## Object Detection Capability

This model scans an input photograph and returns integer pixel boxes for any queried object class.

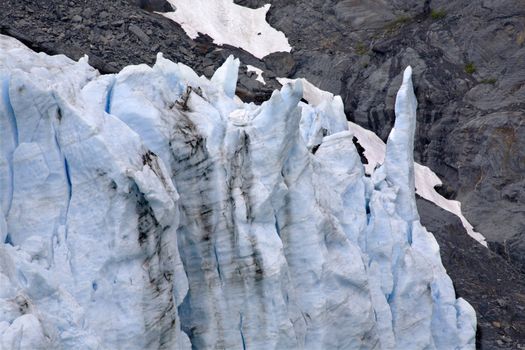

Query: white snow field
[0,34,475,349]
[246,64,265,84]
[161,0,292,59]
[279,77,487,247]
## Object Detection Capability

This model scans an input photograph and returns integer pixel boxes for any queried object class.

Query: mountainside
[0,0,524,349]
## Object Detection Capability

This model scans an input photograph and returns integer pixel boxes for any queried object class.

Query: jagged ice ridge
[0,35,475,349]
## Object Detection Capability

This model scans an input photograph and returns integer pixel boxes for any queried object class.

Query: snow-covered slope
[161,0,291,59]
[0,35,475,349]
[279,77,487,247]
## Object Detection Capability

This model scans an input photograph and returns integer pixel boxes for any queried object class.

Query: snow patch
[161,0,291,59]
[278,77,334,106]
[246,65,265,84]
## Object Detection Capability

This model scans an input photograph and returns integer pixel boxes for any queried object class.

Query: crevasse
[0,35,475,349]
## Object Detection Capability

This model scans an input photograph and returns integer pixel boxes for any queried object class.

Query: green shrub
[464,62,476,74]
[480,77,497,85]
[430,9,446,20]
[355,42,368,55]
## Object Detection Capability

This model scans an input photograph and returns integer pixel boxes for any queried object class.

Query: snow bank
[161,0,291,59]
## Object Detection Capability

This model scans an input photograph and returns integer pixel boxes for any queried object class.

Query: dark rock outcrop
[132,0,173,12]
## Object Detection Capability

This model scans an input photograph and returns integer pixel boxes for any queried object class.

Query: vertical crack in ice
[2,77,18,145]
[239,313,246,350]
[365,198,371,225]
[274,215,281,238]
[63,158,72,221]
[407,221,413,245]
[52,116,72,232]
[177,292,193,343]
[4,233,13,245]
[2,76,18,217]
[105,76,116,114]
[213,243,222,283]
[49,102,75,277]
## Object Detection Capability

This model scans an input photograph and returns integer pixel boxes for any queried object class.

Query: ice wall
[0,35,475,349]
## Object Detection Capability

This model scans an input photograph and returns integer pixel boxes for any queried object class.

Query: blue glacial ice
[0,35,475,349]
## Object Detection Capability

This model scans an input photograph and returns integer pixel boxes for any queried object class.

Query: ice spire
[383,66,419,222]
[211,55,239,98]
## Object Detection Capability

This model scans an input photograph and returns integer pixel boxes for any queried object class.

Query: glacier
[278,77,487,247]
[0,34,475,349]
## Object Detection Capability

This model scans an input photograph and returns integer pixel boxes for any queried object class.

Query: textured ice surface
[281,77,487,247]
[161,0,292,59]
[0,34,475,349]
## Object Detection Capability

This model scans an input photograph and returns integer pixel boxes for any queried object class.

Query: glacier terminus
[0,35,475,349]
